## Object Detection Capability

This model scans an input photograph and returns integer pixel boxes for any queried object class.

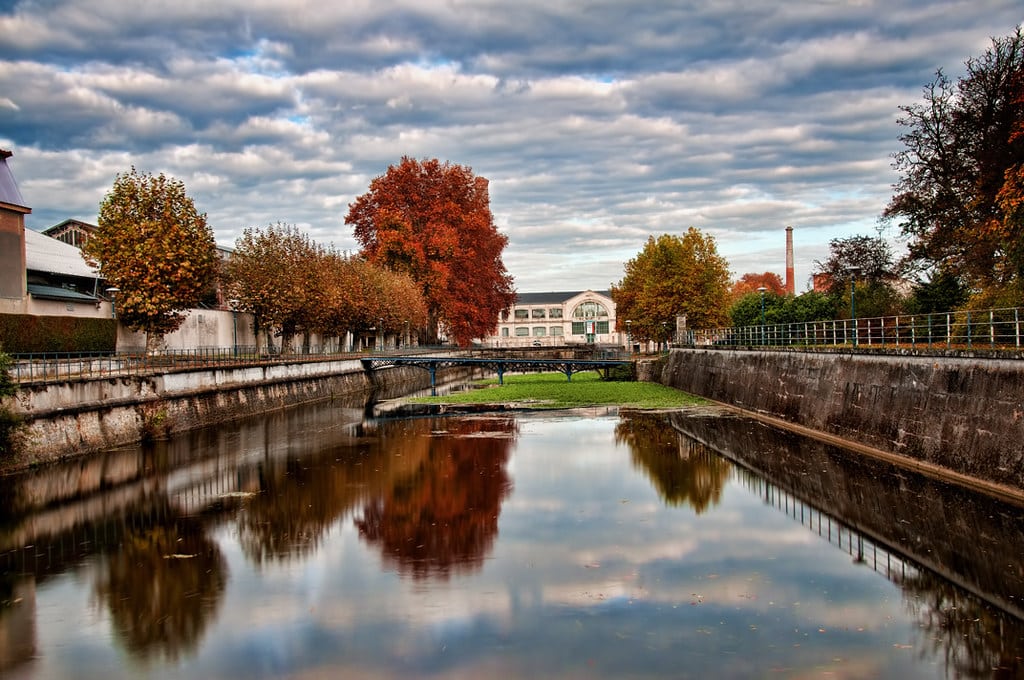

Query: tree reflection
[899,570,1024,678]
[236,422,433,565]
[355,417,515,579]
[93,513,226,663]
[617,413,731,513]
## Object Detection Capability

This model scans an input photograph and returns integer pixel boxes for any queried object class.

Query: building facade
[482,290,624,348]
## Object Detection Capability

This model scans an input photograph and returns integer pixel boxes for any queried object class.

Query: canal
[1,397,1022,678]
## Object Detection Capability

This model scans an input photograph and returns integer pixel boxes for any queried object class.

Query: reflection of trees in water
[900,570,1024,678]
[236,421,434,565]
[617,413,731,513]
[355,417,515,579]
[93,513,226,663]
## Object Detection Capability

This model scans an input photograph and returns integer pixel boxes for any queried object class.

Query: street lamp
[848,267,862,347]
[625,319,632,353]
[757,286,767,345]
[379,317,384,351]
[228,299,239,358]
[105,287,119,319]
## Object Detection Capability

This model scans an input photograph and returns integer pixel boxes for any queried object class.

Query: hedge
[0,314,117,354]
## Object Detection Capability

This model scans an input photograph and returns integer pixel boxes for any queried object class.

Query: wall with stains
[656,348,1024,492]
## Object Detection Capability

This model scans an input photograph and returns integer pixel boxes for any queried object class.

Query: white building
[481,290,625,348]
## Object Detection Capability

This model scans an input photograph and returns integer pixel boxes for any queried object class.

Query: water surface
[1,402,1022,678]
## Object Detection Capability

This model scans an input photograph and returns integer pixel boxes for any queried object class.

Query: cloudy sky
[1,1,1021,293]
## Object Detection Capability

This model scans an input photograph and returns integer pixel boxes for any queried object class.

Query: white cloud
[1,0,1021,292]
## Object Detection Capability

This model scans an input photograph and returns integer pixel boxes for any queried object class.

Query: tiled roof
[515,290,612,305]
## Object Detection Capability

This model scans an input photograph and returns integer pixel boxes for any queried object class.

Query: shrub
[0,314,117,353]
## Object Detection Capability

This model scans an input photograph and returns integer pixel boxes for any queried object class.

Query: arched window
[572,301,609,319]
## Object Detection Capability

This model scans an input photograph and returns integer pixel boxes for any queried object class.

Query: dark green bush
[0,314,117,353]
[0,349,22,456]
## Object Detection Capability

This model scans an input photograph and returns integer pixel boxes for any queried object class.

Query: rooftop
[25,228,100,279]
[0,149,30,211]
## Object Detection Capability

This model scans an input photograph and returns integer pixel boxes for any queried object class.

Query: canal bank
[652,347,1024,498]
[2,358,484,472]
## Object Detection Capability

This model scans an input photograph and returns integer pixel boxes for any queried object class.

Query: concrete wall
[3,359,480,471]
[656,348,1024,492]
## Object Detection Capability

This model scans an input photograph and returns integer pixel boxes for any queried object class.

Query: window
[514,309,529,320]
[549,308,563,318]
[550,326,563,336]
[532,308,546,318]
[501,328,509,337]
[572,301,609,319]
[515,327,529,336]
[572,320,608,335]
[533,327,546,336]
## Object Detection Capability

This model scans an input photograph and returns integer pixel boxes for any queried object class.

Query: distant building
[481,290,623,347]
[43,218,96,248]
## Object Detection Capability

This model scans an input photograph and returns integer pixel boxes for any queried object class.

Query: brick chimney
[785,225,795,295]
[0,149,31,301]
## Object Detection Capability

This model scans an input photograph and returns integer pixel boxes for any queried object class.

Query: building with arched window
[483,290,624,348]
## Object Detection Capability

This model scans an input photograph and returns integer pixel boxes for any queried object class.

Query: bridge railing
[683,306,1024,352]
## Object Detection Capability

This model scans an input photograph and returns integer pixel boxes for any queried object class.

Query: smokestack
[785,225,795,295]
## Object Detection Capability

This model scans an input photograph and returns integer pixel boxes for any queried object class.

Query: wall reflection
[665,408,1024,678]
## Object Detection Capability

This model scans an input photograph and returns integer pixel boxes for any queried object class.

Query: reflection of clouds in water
[18,409,1005,679]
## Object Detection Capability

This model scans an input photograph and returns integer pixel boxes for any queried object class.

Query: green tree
[611,228,731,342]
[813,234,905,319]
[345,157,516,346]
[731,290,836,328]
[83,168,219,353]
[905,270,969,314]
[883,27,1024,301]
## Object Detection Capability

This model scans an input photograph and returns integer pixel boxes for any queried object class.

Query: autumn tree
[883,26,1024,303]
[345,157,516,346]
[83,168,218,352]
[611,228,731,342]
[223,223,320,353]
[313,253,428,344]
[730,272,785,302]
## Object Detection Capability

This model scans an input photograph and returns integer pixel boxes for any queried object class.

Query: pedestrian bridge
[359,355,632,395]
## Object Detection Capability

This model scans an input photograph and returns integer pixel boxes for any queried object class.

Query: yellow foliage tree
[83,168,218,353]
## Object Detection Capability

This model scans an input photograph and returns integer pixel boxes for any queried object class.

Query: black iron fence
[684,306,1024,351]
[7,345,359,383]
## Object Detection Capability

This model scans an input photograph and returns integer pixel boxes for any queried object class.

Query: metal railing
[8,345,355,384]
[684,306,1024,352]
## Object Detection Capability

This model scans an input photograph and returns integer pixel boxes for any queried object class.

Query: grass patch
[410,371,704,409]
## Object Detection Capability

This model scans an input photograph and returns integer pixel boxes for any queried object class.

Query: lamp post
[379,317,384,351]
[757,286,767,345]
[105,287,119,319]
[848,267,862,347]
[625,319,632,354]
[228,299,239,358]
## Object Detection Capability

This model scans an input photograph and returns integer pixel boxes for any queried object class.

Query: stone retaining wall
[655,348,1024,492]
[3,360,480,471]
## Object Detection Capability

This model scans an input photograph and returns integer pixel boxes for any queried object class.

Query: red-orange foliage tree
[345,157,516,346]
[730,272,786,302]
